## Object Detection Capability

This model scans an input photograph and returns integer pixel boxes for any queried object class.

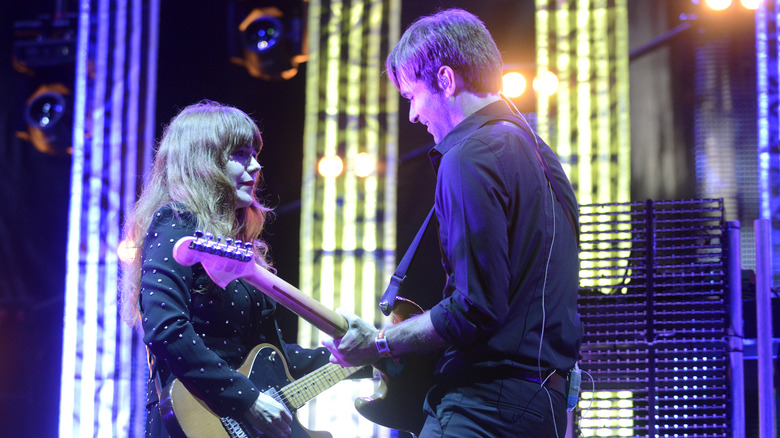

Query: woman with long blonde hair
[121,100,331,437]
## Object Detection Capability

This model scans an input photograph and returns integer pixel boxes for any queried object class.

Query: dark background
[0,0,761,436]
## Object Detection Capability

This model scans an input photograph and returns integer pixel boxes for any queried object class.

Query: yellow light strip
[381,0,401,325]
[556,4,575,187]
[535,2,552,148]
[594,1,610,204]
[301,0,399,346]
[341,0,364,316]
[614,0,631,204]
[576,0,593,206]
[316,0,344,347]
[362,0,380,324]
[299,0,323,349]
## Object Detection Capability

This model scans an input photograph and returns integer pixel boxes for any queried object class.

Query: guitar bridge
[220,416,254,438]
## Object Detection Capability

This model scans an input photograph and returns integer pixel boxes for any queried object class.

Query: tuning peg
[241,242,254,262]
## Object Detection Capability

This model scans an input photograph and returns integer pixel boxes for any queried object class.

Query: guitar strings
[278,363,360,409]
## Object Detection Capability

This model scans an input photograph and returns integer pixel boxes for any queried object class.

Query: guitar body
[160,344,333,438]
[171,234,433,436]
[355,353,437,436]
[354,298,439,436]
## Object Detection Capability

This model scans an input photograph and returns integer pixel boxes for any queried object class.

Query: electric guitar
[160,343,360,438]
[172,232,431,435]
[352,297,437,436]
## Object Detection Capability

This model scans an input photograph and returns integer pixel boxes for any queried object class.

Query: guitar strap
[489,116,580,245]
[379,206,436,316]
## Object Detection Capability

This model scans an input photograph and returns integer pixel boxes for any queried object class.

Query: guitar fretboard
[279,363,361,409]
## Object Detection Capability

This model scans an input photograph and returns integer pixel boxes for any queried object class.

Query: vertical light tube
[755,0,771,220]
[575,0,592,205]
[755,219,775,438]
[614,0,631,203]
[726,221,745,438]
[319,0,343,329]
[61,0,158,435]
[299,0,323,349]
[59,0,91,433]
[535,1,552,157]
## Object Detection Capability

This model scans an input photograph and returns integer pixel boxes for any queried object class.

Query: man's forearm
[384,311,447,356]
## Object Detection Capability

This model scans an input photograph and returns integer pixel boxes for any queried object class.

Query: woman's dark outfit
[139,205,332,437]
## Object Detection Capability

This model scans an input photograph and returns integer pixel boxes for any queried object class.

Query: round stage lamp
[242,15,284,53]
[26,91,66,130]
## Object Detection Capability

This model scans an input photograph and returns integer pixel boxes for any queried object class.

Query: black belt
[451,366,568,397]
[517,370,567,396]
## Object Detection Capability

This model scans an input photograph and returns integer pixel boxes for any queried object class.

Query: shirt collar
[428,99,514,166]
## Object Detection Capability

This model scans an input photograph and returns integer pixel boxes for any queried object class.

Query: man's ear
[437,66,457,96]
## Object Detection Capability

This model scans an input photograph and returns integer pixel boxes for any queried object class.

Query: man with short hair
[324,8,582,437]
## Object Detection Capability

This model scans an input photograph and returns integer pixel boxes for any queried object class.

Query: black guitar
[354,297,439,436]
[160,343,360,438]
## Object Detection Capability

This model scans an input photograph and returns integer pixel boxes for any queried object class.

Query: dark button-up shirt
[140,205,330,418]
[428,100,582,379]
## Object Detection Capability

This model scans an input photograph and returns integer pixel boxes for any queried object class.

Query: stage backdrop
[296,0,400,435]
[59,0,158,436]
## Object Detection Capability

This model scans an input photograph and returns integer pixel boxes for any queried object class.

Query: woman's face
[226,144,261,209]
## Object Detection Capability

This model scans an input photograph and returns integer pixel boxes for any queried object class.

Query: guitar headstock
[172,231,257,288]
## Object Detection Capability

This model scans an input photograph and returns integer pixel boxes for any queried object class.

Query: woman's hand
[244,392,293,437]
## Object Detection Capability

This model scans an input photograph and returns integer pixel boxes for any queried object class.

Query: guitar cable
[540,182,561,438]
[501,93,564,438]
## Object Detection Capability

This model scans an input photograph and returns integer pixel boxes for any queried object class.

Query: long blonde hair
[120,100,272,326]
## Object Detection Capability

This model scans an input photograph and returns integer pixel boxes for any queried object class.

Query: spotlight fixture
[27,91,67,130]
[18,83,73,156]
[243,14,284,53]
[229,1,308,81]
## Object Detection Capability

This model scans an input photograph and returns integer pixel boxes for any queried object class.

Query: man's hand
[244,392,293,437]
[322,309,381,367]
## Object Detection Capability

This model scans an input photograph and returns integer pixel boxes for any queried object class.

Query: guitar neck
[243,267,348,338]
[280,363,361,410]
[172,235,349,339]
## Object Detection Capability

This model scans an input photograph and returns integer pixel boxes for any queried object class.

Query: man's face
[398,76,452,144]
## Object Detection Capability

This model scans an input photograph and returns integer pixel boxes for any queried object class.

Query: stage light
[317,155,344,177]
[19,83,73,155]
[740,0,760,9]
[229,1,307,81]
[703,0,732,10]
[117,239,137,264]
[501,72,527,98]
[352,152,375,178]
[533,70,559,97]
[28,92,65,129]
[243,14,283,53]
